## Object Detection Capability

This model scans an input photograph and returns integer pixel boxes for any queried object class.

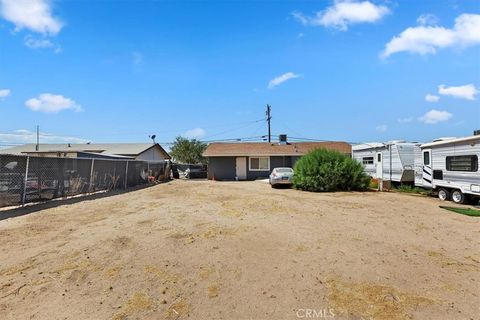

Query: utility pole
[266,105,271,143]
[36,125,39,151]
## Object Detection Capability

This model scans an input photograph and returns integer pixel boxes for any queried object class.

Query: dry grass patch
[113,292,154,320]
[326,279,433,320]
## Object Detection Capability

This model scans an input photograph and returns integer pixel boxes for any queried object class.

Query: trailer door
[422,149,433,188]
[376,152,383,179]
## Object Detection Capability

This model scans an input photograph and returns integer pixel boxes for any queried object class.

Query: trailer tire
[451,190,466,204]
[438,188,450,201]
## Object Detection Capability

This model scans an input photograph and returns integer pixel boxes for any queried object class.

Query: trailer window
[446,155,478,172]
[362,157,374,165]
[423,151,430,166]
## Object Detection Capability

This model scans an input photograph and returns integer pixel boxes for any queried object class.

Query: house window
[362,157,374,165]
[249,157,270,171]
[446,155,478,172]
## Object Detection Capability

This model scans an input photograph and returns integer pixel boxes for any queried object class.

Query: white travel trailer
[352,142,385,179]
[414,135,480,204]
[353,141,418,183]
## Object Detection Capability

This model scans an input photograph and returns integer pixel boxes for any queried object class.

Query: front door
[422,149,432,187]
[235,157,247,180]
[376,152,383,179]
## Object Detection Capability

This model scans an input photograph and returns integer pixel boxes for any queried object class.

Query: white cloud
[425,94,440,102]
[24,35,61,53]
[0,0,63,35]
[438,84,478,100]
[292,1,390,31]
[418,109,452,124]
[416,14,439,26]
[397,117,413,123]
[376,124,388,132]
[184,128,206,139]
[0,129,87,146]
[268,72,301,89]
[381,13,480,58]
[25,93,82,113]
[0,89,11,99]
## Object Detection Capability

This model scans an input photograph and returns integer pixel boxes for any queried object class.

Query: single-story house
[0,143,171,161]
[203,137,351,180]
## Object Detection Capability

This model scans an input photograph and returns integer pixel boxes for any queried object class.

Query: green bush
[292,148,370,192]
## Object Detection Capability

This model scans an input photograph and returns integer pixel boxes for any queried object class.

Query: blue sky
[0,0,479,148]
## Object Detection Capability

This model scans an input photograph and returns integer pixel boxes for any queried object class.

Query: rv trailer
[352,142,385,179]
[414,135,480,204]
[353,141,418,184]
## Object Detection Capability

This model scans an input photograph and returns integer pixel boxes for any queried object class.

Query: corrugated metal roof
[0,143,171,158]
[203,141,351,157]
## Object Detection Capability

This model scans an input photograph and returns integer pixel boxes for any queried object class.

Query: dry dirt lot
[0,180,479,320]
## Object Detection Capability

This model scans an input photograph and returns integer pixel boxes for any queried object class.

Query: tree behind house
[170,136,207,164]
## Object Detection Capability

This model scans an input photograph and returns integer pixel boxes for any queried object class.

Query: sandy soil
[0,180,479,320]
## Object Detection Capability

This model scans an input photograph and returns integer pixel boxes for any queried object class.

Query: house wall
[246,156,289,180]
[207,157,236,180]
[135,146,167,161]
[207,155,298,180]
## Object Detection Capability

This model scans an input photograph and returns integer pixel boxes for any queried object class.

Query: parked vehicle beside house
[184,164,207,179]
[352,141,419,186]
[414,134,480,204]
[269,167,294,187]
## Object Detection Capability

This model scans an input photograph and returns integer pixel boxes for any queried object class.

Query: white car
[269,167,294,187]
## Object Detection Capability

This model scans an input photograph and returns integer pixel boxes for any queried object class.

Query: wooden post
[124,161,129,189]
[22,156,30,206]
[89,159,95,192]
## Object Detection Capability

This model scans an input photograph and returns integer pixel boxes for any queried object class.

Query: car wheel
[438,188,450,201]
[451,190,466,204]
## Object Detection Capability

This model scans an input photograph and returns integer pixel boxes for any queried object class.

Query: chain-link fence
[0,154,169,208]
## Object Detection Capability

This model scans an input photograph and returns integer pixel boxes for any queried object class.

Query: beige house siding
[135,146,168,161]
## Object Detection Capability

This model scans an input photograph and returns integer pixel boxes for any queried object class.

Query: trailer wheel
[438,188,450,201]
[451,190,466,204]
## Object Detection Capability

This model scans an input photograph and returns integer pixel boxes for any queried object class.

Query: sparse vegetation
[440,206,480,217]
[292,148,370,192]
[393,184,432,196]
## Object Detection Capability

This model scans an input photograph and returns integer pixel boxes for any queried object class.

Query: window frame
[445,155,478,172]
[249,156,270,171]
[362,157,374,165]
[423,151,430,166]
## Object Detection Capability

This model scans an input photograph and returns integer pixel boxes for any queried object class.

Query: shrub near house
[293,148,370,192]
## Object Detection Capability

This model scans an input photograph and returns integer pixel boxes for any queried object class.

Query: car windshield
[275,168,293,173]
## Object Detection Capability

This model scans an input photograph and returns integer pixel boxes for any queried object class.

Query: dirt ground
[0,180,479,320]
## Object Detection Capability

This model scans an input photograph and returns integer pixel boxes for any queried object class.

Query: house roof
[203,141,351,157]
[0,143,171,159]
